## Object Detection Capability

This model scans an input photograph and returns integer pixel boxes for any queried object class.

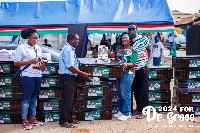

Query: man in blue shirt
[58,32,90,128]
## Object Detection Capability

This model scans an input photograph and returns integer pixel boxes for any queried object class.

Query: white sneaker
[114,111,122,118]
[29,118,43,126]
[118,115,131,120]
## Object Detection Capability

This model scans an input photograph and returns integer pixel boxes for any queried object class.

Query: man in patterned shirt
[128,22,152,119]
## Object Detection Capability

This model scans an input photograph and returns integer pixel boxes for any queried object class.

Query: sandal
[136,114,145,119]
[65,124,76,128]
[131,111,141,116]
[61,122,73,127]
[72,120,81,124]
[61,122,76,128]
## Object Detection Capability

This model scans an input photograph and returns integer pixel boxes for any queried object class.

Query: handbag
[13,64,31,81]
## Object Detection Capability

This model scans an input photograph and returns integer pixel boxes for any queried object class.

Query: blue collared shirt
[58,43,79,75]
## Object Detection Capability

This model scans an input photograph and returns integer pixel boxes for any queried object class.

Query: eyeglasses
[128,28,136,31]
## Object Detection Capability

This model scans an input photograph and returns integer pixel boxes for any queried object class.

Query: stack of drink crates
[173,56,200,116]
[35,63,61,123]
[147,66,173,112]
[0,61,61,124]
[76,58,123,120]
[0,61,21,124]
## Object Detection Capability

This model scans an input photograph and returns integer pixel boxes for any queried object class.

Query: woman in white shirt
[14,28,45,129]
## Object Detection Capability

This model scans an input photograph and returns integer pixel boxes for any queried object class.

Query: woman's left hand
[39,62,46,70]
[121,63,128,68]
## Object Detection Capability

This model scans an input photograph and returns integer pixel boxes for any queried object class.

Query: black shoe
[136,114,145,119]
[131,111,141,116]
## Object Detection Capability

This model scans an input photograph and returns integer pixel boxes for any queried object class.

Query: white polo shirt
[14,42,43,77]
[168,31,177,42]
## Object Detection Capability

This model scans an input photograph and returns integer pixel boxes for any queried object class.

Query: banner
[43,101,59,110]
[44,113,60,122]
[39,89,55,98]
[41,78,56,87]
[149,82,160,90]
[0,64,10,73]
[88,87,103,96]
[85,111,100,120]
[87,99,102,108]
[41,65,56,74]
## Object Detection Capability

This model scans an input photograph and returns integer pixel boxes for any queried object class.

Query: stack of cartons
[145,66,173,112]
[173,56,200,116]
[0,62,61,124]
[76,58,123,120]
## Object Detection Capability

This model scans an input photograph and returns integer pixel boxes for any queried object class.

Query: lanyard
[35,49,37,59]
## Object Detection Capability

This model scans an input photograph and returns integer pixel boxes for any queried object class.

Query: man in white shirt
[167,31,177,55]
[42,91,48,98]
[0,78,5,85]
[88,89,92,96]
[99,47,108,60]
[48,115,53,122]
[93,69,98,76]
[189,61,193,67]
[192,61,197,67]
[85,113,90,120]
[150,33,156,46]
[96,69,102,76]
[112,107,117,113]
[149,94,155,101]
[87,101,91,108]
[188,83,191,89]
[46,103,52,110]
[0,66,3,73]
[41,80,45,87]
[43,80,49,87]
[192,72,196,78]
[195,109,200,115]
[112,84,117,91]
[0,90,5,98]
[91,89,97,96]
[39,91,43,98]
[189,72,193,79]
[0,102,4,109]
[45,115,49,122]
[0,116,4,123]
[112,95,118,102]
[89,113,94,120]
[90,101,96,108]
[149,84,154,90]
[197,96,200,102]
[42,67,49,74]
[192,96,197,102]
[44,103,48,110]
[152,36,162,66]
[191,83,195,89]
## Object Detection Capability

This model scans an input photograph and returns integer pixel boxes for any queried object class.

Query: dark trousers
[169,42,173,54]
[59,74,76,125]
[132,69,149,112]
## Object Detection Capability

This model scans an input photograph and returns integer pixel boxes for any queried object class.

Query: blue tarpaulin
[0,0,173,26]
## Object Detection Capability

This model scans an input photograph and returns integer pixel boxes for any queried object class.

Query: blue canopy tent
[0,0,174,57]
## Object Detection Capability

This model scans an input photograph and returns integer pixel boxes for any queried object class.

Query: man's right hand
[81,72,91,78]
[29,59,38,64]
